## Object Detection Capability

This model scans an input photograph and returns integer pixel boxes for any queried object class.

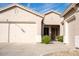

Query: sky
[0,3,70,14]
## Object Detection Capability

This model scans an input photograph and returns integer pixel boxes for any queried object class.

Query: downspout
[41,15,45,37]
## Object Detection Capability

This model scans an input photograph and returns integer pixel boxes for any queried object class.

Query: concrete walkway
[0,42,75,56]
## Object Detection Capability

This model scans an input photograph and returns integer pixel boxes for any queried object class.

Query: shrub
[42,35,51,44]
[56,36,63,42]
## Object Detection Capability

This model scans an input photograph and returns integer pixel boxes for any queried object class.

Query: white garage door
[68,20,75,45]
[9,23,37,43]
[0,23,8,42]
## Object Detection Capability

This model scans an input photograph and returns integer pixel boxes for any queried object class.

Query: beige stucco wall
[63,14,76,45]
[44,13,63,25]
[0,23,9,42]
[75,12,79,35]
[68,19,75,45]
[44,12,64,35]
[63,7,77,45]
[0,6,42,43]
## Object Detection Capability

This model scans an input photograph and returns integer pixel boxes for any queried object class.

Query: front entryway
[44,25,60,41]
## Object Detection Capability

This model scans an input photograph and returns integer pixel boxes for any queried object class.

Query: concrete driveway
[0,42,75,56]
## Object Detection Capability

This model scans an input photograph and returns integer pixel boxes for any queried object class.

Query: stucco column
[36,20,42,43]
[60,24,63,36]
[63,20,69,44]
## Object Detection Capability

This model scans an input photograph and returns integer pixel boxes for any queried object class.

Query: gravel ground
[44,49,79,56]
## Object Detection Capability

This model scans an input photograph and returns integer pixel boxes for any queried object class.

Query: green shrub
[56,36,63,42]
[42,35,51,44]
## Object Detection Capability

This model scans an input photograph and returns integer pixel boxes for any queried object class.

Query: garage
[0,23,37,43]
[10,23,37,43]
[0,4,43,43]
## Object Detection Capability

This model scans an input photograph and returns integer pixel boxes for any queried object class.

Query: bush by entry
[56,36,63,42]
[42,35,51,44]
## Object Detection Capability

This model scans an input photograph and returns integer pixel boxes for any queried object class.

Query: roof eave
[43,10,61,16]
[62,3,77,17]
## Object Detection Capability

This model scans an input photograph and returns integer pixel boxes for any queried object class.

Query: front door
[51,28,56,41]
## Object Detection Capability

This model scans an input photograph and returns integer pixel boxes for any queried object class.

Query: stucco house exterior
[0,3,63,43]
[62,3,79,46]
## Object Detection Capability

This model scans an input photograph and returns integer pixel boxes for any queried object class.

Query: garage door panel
[10,24,37,43]
[0,24,8,42]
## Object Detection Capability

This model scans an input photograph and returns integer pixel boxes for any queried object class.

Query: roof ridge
[0,3,44,18]
[43,9,61,16]
[18,4,44,17]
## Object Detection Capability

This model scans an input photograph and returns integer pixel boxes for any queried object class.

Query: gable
[45,12,61,18]
[45,11,61,16]
[44,12,63,25]
[0,4,43,18]
[0,6,43,22]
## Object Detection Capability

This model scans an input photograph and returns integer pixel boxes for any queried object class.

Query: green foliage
[56,36,63,42]
[42,35,51,44]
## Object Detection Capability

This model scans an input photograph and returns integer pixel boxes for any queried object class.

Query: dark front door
[51,25,60,41]
[51,28,56,41]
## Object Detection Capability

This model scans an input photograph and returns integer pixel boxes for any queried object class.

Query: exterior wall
[68,18,75,45]
[63,14,76,45]
[44,13,64,35]
[75,10,79,46]
[44,13,63,25]
[63,6,77,45]
[0,24,9,42]
[0,6,42,43]
[75,11,79,35]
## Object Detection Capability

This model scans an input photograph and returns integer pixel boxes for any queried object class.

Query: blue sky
[0,3,70,14]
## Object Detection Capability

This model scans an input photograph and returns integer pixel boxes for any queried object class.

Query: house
[62,3,79,45]
[0,3,63,43]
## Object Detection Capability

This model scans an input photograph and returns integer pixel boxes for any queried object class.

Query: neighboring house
[62,3,79,45]
[0,4,63,43]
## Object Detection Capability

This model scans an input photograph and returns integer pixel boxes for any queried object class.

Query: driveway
[0,42,75,56]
